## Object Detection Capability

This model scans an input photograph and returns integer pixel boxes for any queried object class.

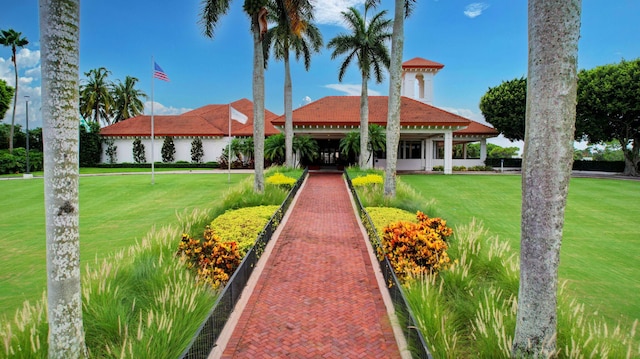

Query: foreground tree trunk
[622,137,639,176]
[384,0,404,197]
[512,0,581,357]
[39,0,87,358]
[252,15,265,192]
[359,75,370,169]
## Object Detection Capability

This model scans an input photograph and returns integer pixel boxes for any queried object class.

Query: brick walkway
[219,172,402,358]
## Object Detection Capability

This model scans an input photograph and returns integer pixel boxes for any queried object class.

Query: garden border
[344,170,433,359]
[179,168,308,359]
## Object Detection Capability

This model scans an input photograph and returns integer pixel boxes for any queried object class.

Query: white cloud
[143,101,192,115]
[311,0,364,26]
[325,83,381,96]
[439,106,489,125]
[464,2,489,18]
[299,95,313,107]
[1,48,43,128]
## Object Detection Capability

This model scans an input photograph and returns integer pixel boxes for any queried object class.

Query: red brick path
[220,172,401,358]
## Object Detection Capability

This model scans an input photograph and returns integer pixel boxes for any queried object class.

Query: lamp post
[25,95,30,175]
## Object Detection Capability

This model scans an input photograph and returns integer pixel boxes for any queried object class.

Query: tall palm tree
[79,67,113,126]
[512,0,581,356]
[39,0,87,357]
[327,2,392,170]
[0,29,29,154]
[384,0,415,197]
[264,0,322,168]
[112,76,147,122]
[201,0,313,191]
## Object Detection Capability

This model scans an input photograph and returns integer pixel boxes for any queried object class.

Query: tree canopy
[479,77,527,141]
[0,79,13,121]
[576,58,640,176]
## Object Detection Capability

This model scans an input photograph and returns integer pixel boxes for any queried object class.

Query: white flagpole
[228,104,231,183]
[151,56,156,185]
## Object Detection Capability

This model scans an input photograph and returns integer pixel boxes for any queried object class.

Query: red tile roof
[100,98,280,137]
[402,57,445,70]
[271,96,471,128]
[455,120,499,136]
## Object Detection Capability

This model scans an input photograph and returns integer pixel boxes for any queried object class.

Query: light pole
[25,96,30,174]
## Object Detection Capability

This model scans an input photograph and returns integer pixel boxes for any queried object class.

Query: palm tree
[264,0,322,168]
[40,0,87,356]
[327,2,392,170]
[293,135,318,165]
[384,0,415,197]
[112,76,147,122]
[265,133,286,164]
[339,131,360,165]
[0,29,29,154]
[340,124,386,166]
[79,67,113,126]
[512,0,581,356]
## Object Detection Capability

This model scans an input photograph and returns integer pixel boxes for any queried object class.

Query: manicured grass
[0,172,249,320]
[400,174,640,326]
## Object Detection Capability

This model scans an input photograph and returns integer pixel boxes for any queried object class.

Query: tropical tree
[0,29,29,154]
[264,0,322,168]
[327,2,392,169]
[339,131,360,165]
[112,75,146,123]
[201,0,293,192]
[265,132,286,164]
[39,0,87,357]
[292,135,318,165]
[512,0,582,356]
[340,124,386,166]
[79,67,113,126]
[576,58,640,176]
[479,77,527,141]
[0,79,14,121]
[384,0,415,197]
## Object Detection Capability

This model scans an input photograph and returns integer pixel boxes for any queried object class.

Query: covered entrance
[309,139,347,169]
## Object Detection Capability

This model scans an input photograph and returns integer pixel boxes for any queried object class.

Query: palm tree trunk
[384,0,405,197]
[512,0,581,356]
[9,48,18,154]
[39,0,87,357]
[284,49,294,168]
[252,15,265,192]
[359,75,370,169]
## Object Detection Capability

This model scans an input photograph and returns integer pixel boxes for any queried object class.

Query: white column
[444,131,453,174]
[401,72,416,98]
[425,139,433,171]
[480,138,487,162]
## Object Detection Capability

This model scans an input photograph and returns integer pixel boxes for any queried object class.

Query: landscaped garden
[349,169,639,358]
[0,167,302,357]
[1,167,637,357]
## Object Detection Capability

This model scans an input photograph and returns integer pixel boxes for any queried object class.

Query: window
[399,141,422,159]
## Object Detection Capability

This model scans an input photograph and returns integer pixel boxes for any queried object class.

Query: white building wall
[101,136,229,164]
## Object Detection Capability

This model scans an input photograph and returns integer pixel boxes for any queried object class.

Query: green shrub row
[0,148,43,175]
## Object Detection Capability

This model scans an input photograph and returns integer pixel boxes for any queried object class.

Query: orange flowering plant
[177,225,242,289]
[379,211,453,284]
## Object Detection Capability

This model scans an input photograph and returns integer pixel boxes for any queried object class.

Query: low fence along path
[219,172,402,358]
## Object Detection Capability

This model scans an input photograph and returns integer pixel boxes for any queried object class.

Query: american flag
[153,62,170,82]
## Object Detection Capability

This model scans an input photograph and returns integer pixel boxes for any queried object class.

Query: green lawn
[401,174,640,326]
[0,172,249,319]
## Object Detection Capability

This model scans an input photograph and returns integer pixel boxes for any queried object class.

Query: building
[100,57,498,173]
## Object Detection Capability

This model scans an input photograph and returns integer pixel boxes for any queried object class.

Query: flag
[230,106,248,124]
[153,62,170,81]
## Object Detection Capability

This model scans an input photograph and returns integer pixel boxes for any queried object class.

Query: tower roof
[402,57,445,70]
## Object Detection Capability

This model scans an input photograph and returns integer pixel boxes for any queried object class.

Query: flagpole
[228,104,231,183]
[151,56,156,185]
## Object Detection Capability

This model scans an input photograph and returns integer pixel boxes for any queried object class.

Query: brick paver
[220,172,401,358]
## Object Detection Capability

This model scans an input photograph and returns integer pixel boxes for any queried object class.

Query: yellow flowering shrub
[351,174,383,187]
[379,211,453,284]
[210,205,279,255]
[365,207,416,236]
[266,172,297,188]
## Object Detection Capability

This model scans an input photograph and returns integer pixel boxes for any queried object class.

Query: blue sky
[2,0,639,150]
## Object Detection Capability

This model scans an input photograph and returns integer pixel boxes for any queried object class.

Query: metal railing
[179,168,308,359]
[344,171,433,359]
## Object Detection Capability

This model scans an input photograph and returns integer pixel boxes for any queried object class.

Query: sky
[2,0,640,151]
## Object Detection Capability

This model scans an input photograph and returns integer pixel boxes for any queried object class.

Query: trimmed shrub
[209,205,279,255]
[161,136,175,163]
[191,137,204,163]
[351,173,384,187]
[132,138,146,163]
[379,211,453,284]
[266,172,296,189]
